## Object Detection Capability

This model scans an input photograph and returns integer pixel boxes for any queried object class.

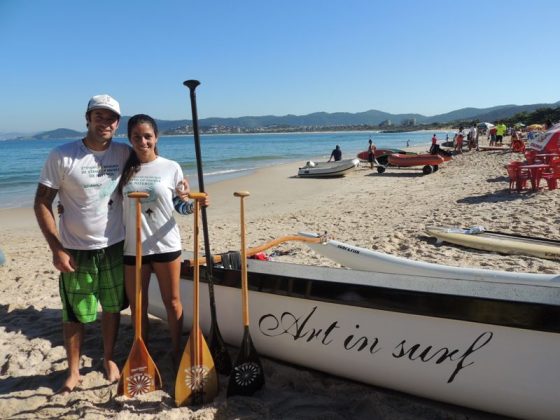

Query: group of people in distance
[34,94,208,394]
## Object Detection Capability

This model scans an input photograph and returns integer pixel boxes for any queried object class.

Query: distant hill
[14,128,85,140]
[6,100,559,140]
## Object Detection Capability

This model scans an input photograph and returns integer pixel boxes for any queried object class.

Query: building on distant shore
[401,118,416,127]
[379,119,393,128]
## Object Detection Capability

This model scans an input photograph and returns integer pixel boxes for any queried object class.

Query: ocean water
[0,130,452,209]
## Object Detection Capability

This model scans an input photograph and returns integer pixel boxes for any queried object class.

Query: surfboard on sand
[425,225,560,261]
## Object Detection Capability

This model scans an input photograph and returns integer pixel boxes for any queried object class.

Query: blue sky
[1,0,559,133]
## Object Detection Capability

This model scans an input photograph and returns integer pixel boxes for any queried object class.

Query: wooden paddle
[175,192,218,406]
[117,192,162,397]
[227,191,265,397]
[184,79,232,375]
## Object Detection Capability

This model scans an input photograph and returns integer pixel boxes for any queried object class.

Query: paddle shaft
[130,191,149,339]
[235,192,250,326]
[184,80,219,326]
[192,196,201,365]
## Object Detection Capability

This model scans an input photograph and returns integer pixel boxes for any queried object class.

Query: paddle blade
[175,331,219,406]
[227,327,265,397]
[117,338,163,397]
[209,321,232,375]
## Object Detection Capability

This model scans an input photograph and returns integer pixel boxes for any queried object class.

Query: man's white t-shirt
[122,156,184,256]
[39,140,131,250]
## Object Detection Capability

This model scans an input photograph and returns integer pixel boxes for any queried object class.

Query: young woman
[118,114,208,361]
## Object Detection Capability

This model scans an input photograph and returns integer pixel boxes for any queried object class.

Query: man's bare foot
[55,374,82,396]
[104,359,120,382]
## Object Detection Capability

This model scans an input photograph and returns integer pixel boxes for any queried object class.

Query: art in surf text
[258,306,493,384]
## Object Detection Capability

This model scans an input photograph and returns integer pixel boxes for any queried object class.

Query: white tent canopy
[477,122,495,130]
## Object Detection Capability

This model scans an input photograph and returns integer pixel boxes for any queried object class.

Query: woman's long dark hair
[118,114,160,195]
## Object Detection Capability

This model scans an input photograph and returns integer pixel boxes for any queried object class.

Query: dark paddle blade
[209,321,232,374]
[227,327,265,397]
[117,338,162,397]
[175,329,219,406]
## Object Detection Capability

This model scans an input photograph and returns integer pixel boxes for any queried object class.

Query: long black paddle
[227,191,265,396]
[184,79,232,375]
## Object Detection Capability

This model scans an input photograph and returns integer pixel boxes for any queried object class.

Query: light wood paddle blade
[117,338,163,397]
[228,191,265,397]
[227,327,265,397]
[175,330,219,406]
[118,191,162,397]
[175,192,218,406]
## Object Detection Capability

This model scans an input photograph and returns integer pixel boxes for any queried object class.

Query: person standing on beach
[489,125,497,146]
[495,123,506,145]
[468,124,477,151]
[34,94,131,394]
[367,138,376,169]
[454,127,464,154]
[328,144,342,162]
[117,114,205,362]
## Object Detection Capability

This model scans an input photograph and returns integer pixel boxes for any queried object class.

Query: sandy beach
[1,136,557,419]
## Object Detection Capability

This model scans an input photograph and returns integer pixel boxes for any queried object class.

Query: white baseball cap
[86,94,121,117]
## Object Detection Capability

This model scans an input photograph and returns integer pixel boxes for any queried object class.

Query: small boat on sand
[148,247,560,419]
[377,153,446,174]
[388,153,444,167]
[356,148,412,165]
[297,158,359,178]
[425,226,560,261]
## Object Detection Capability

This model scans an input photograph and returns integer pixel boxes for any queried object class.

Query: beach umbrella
[528,126,560,151]
[527,124,544,131]
[514,122,525,128]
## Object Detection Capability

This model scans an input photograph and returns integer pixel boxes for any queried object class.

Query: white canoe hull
[426,226,560,261]
[298,158,359,177]
[299,232,559,282]
[148,259,560,419]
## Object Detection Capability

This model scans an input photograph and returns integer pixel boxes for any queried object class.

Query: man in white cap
[34,94,131,394]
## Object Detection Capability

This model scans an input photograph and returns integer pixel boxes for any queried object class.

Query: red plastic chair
[506,163,529,192]
[524,150,537,164]
[541,161,560,190]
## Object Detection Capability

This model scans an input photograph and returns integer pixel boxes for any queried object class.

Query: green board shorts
[59,241,127,323]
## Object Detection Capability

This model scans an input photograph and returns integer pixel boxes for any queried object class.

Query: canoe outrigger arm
[182,232,330,268]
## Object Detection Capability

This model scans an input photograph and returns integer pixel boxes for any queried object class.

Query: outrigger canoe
[297,158,359,178]
[299,232,558,282]
[425,226,560,261]
[148,252,560,419]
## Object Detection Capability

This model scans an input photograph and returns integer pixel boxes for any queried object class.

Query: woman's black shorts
[123,250,182,266]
